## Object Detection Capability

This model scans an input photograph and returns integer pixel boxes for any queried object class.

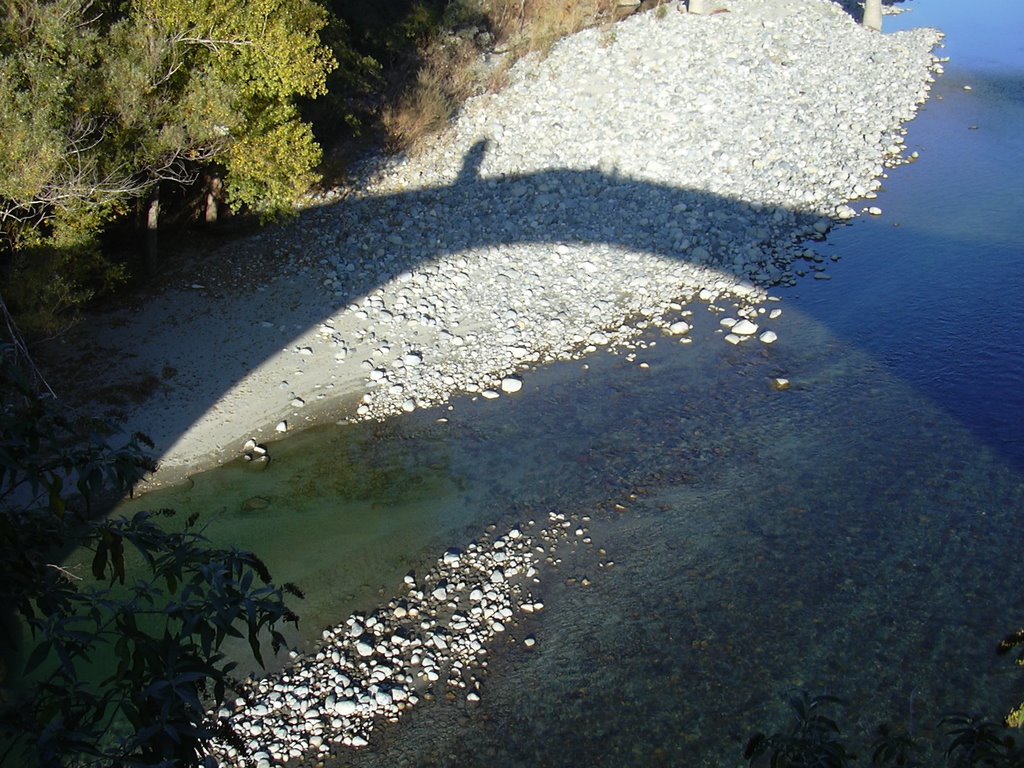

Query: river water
[113,2,1024,765]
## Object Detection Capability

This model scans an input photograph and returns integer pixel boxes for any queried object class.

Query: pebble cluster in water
[208,513,603,766]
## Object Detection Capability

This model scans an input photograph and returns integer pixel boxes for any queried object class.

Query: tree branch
[0,294,56,396]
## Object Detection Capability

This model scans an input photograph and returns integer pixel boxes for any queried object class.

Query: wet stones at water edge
[207,511,604,767]
[719,312,783,346]
[242,438,271,467]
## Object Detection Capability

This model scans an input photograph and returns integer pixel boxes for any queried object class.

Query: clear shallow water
[326,311,1024,768]
[108,1,1024,765]
[115,312,1024,766]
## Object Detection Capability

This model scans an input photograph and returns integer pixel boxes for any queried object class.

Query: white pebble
[500,376,523,394]
[732,319,758,336]
[668,320,691,335]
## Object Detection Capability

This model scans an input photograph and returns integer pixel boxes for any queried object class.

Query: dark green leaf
[91,539,108,580]
[23,640,52,675]
[111,534,125,585]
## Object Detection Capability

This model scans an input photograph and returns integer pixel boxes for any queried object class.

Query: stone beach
[60,0,947,764]
[209,514,600,767]
[59,0,942,491]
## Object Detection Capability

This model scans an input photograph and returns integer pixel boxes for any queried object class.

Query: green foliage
[0,0,337,324]
[125,0,338,217]
[745,693,1024,768]
[226,111,324,219]
[941,714,1024,768]
[397,1,447,46]
[744,693,856,768]
[998,628,1024,666]
[1007,705,1024,731]
[0,346,298,767]
[2,203,127,336]
[305,14,384,142]
[328,0,447,61]
[997,629,1024,729]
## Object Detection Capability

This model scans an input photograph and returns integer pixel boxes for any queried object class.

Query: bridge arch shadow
[56,137,835,478]
[282,137,827,355]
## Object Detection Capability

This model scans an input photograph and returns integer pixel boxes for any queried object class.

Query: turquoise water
[108,2,1024,765]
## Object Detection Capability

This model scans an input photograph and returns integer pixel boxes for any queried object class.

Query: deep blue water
[109,2,1024,766]
[786,0,1024,471]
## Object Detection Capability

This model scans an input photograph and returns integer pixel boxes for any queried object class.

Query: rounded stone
[500,376,523,394]
[335,699,357,717]
[355,640,374,657]
[732,319,759,336]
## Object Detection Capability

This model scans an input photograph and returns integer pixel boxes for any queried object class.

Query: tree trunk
[689,0,708,13]
[205,176,222,224]
[145,185,160,276]
[863,0,883,31]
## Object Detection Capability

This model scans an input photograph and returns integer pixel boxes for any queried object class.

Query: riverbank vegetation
[745,692,1024,768]
[0,0,913,339]
[0,344,300,766]
[0,0,634,339]
[0,0,338,334]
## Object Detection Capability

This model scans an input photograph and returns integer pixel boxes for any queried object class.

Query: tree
[863,0,883,31]
[0,0,337,330]
[0,344,299,767]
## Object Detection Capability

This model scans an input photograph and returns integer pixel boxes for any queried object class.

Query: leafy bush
[744,693,856,768]
[1,203,127,337]
[745,693,1024,768]
[998,629,1024,730]
[0,346,298,767]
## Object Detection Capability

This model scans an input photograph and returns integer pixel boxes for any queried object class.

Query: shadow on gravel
[51,138,840,474]
[312,138,820,299]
